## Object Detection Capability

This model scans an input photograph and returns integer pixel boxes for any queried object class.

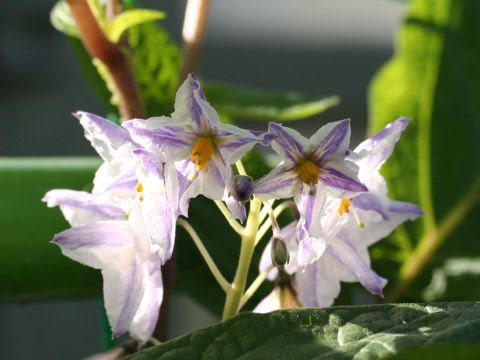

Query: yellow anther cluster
[190,137,214,172]
[298,161,319,185]
[337,198,351,215]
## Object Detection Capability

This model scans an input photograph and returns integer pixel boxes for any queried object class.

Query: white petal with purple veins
[43,189,125,226]
[128,255,164,344]
[52,221,135,269]
[296,256,341,307]
[268,123,309,163]
[354,117,411,173]
[254,164,299,199]
[311,119,351,162]
[75,111,134,162]
[318,161,367,198]
[327,235,387,297]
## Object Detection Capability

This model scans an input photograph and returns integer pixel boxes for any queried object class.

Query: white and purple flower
[254,120,368,267]
[124,74,274,222]
[43,112,180,343]
[256,117,423,310]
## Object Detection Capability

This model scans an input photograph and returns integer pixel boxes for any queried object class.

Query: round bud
[229,175,254,202]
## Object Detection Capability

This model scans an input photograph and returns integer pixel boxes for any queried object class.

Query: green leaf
[203,83,339,121]
[50,1,79,38]
[368,0,480,299]
[0,157,102,300]
[127,302,480,359]
[423,258,480,301]
[106,9,166,44]
[128,22,181,117]
[384,345,480,360]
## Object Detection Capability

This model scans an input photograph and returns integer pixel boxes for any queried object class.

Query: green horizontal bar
[0,157,103,302]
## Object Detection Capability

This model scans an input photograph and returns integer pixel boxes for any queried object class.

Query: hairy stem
[180,0,211,82]
[222,198,262,320]
[67,0,144,121]
[386,174,479,302]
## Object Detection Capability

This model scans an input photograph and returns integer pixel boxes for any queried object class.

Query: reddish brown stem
[180,0,211,83]
[67,0,144,121]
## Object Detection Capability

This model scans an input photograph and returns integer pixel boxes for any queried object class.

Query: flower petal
[318,161,367,198]
[268,123,309,163]
[253,289,281,314]
[125,119,195,161]
[254,164,299,200]
[104,258,144,338]
[296,256,341,307]
[224,196,247,222]
[327,235,387,297]
[128,255,163,344]
[52,221,135,269]
[43,189,125,226]
[311,119,351,162]
[216,124,274,164]
[353,117,411,173]
[173,74,220,132]
[74,111,134,162]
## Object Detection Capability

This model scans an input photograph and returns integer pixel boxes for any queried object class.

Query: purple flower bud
[229,175,254,202]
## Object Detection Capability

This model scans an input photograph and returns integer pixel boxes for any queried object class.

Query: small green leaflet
[50,1,80,38]
[127,302,480,360]
[106,9,166,44]
[203,83,340,121]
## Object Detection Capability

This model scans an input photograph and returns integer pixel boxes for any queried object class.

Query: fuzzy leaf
[127,302,480,359]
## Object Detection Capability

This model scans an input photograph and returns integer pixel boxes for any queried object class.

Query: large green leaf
[368,0,480,300]
[127,302,480,359]
[203,83,339,121]
[0,158,102,300]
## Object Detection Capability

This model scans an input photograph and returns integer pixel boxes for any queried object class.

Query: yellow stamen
[190,137,214,172]
[337,198,351,215]
[337,198,364,227]
[298,161,319,186]
[136,182,144,201]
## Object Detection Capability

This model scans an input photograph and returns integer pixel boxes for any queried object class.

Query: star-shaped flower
[124,74,273,221]
[254,120,368,266]
[256,118,423,309]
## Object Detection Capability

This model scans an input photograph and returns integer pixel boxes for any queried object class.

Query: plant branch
[180,0,211,82]
[386,174,479,302]
[177,218,230,292]
[67,0,144,121]
[214,200,244,235]
[239,265,274,310]
[222,198,262,320]
[255,201,295,246]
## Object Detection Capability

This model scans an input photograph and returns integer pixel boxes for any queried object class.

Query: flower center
[298,161,319,194]
[190,137,214,173]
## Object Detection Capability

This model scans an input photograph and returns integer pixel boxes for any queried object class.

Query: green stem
[214,200,244,235]
[222,198,262,320]
[386,174,479,302]
[177,218,231,293]
[238,265,274,310]
[255,201,294,246]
